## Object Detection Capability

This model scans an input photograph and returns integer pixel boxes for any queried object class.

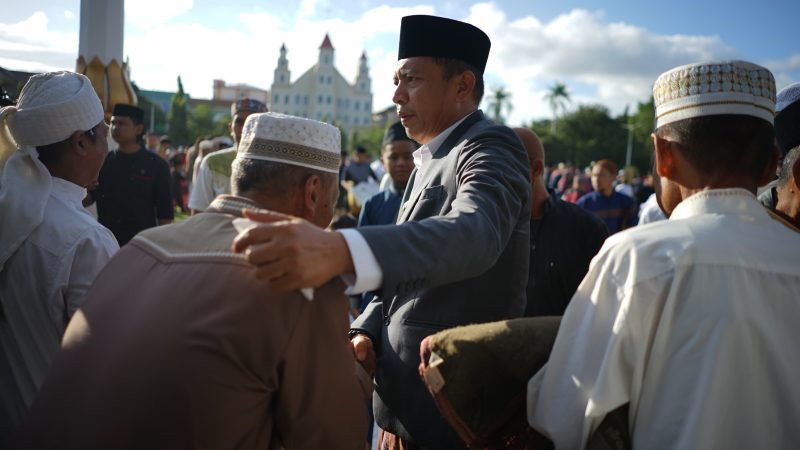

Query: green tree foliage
[167,76,190,146]
[530,105,625,170]
[349,124,385,158]
[188,104,214,139]
[487,86,513,124]
[131,82,167,134]
[628,98,656,172]
[544,82,571,134]
[212,114,231,138]
[529,99,655,173]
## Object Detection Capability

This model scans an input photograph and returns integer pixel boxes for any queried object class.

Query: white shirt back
[528,189,800,449]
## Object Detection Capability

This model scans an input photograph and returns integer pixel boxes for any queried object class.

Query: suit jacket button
[384,316,391,326]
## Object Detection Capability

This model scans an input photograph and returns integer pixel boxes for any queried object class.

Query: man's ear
[531,159,544,179]
[71,130,89,156]
[455,70,476,103]
[303,174,322,217]
[653,133,677,179]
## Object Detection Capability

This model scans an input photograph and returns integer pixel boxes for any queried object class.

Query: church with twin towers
[269,34,373,134]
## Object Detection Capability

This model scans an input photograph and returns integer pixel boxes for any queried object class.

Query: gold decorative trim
[656,100,775,119]
[243,138,341,171]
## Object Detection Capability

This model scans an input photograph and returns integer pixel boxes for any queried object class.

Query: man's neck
[118,141,140,154]
[419,108,476,145]
[531,182,550,219]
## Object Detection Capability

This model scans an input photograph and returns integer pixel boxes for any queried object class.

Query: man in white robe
[0,72,118,445]
[528,61,800,449]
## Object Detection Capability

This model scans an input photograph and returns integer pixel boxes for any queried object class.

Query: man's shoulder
[576,192,598,206]
[132,212,243,261]
[30,198,115,254]
[205,147,237,176]
[136,148,169,168]
[553,198,607,231]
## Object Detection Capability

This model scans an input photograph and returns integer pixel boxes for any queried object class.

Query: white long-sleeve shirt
[528,189,800,449]
[0,177,119,436]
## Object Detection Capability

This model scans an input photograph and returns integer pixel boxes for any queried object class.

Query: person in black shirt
[514,128,609,317]
[88,104,173,245]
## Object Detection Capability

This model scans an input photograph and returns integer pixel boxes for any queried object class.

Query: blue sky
[2,0,799,125]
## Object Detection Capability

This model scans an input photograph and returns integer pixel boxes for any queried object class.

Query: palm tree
[545,82,571,134]
[487,86,513,124]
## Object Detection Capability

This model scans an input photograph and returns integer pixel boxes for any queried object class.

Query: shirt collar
[207,195,261,216]
[209,195,315,301]
[50,177,87,208]
[670,188,764,221]
[412,112,474,170]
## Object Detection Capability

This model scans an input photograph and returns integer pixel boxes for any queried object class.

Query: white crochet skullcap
[236,112,341,174]
[0,71,104,148]
[653,60,776,128]
[776,81,800,113]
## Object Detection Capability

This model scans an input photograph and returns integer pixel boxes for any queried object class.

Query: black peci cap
[382,121,417,147]
[398,15,491,74]
[112,104,144,123]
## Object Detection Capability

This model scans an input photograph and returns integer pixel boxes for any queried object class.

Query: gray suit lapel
[397,110,486,224]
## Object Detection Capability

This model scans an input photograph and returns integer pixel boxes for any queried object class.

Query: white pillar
[79,0,124,66]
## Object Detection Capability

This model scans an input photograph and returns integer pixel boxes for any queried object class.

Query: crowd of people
[0,12,799,450]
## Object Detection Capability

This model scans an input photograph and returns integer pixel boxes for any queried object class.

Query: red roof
[320,33,333,49]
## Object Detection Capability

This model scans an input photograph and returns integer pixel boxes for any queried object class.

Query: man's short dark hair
[778,145,800,187]
[36,122,101,167]
[655,115,775,182]
[231,158,337,199]
[432,57,484,105]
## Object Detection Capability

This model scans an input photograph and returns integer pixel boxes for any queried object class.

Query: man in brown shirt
[13,113,369,450]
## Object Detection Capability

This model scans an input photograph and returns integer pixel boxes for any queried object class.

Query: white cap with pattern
[653,60,776,128]
[236,112,341,174]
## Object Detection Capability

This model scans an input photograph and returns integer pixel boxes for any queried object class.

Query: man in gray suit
[233,15,530,449]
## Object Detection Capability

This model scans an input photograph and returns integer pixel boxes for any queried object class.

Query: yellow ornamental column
[76,0,136,121]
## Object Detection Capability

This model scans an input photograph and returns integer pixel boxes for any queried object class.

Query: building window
[354,101,360,111]
[274,95,279,105]
[327,76,332,84]
[326,96,331,105]
[285,95,290,104]
[319,75,324,84]
[304,95,309,105]
[280,75,285,83]
[318,95,323,104]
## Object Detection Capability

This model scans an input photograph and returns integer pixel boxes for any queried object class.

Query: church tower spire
[274,43,291,85]
[355,50,371,93]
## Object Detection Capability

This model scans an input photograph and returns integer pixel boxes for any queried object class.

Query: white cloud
[2,2,796,127]
[765,53,800,90]
[466,3,738,125]
[63,10,75,20]
[125,0,194,29]
[0,12,78,70]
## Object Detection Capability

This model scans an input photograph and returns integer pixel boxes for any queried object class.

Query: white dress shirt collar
[50,177,88,209]
[670,188,761,221]
[412,112,475,170]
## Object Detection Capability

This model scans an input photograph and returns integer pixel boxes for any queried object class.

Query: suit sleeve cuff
[338,229,383,295]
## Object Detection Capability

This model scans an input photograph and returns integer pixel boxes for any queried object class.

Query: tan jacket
[13,196,369,450]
